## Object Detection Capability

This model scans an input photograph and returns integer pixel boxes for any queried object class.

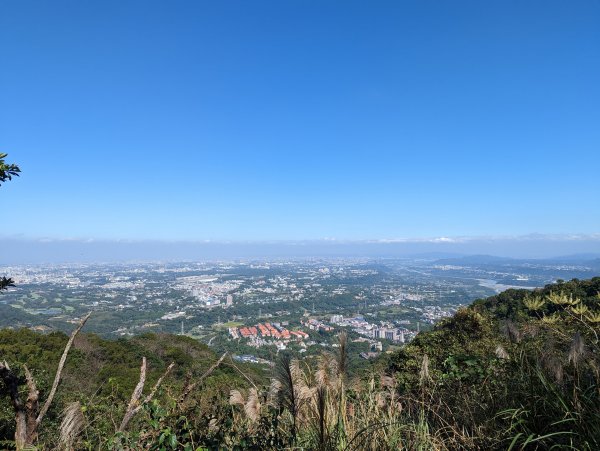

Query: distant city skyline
[1,1,599,242]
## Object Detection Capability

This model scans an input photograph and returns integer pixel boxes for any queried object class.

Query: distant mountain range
[434,254,514,265]
[434,253,600,267]
[2,237,600,264]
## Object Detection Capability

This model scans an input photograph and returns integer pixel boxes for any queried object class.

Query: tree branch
[118,357,147,433]
[179,352,227,403]
[118,359,175,432]
[138,362,174,408]
[23,366,39,443]
[225,355,258,390]
[36,312,91,426]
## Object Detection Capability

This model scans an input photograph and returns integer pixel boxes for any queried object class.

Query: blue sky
[1,1,599,242]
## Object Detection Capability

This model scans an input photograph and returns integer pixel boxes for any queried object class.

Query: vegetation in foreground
[0,277,598,449]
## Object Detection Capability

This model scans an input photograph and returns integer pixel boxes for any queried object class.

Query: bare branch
[179,352,227,403]
[37,312,91,426]
[225,355,258,390]
[141,362,175,407]
[118,357,147,433]
[23,366,39,443]
[118,359,174,432]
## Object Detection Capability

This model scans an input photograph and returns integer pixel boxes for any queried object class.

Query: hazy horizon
[2,234,600,264]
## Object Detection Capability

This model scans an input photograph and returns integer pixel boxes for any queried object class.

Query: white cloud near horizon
[1,233,600,245]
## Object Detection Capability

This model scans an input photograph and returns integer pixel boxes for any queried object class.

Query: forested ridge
[1,277,599,449]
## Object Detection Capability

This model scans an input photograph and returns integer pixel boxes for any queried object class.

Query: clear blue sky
[1,1,599,241]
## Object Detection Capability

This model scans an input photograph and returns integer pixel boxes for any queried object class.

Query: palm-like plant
[571,304,589,316]
[523,296,545,311]
[546,292,581,310]
[541,313,560,325]
[585,312,600,324]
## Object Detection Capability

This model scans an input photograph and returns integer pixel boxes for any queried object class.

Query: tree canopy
[0,153,19,292]
[0,153,20,186]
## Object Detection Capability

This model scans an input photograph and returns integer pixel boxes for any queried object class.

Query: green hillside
[0,331,264,450]
[385,276,600,449]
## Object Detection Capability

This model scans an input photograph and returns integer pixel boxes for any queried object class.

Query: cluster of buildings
[233,354,271,365]
[372,326,405,342]
[230,322,309,341]
[175,275,238,308]
[330,315,408,343]
[3,260,472,344]
[413,305,456,324]
[3,265,84,287]
[302,318,334,332]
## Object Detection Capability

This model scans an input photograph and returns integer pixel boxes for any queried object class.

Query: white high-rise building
[330,314,343,324]
[373,327,405,343]
[226,294,233,306]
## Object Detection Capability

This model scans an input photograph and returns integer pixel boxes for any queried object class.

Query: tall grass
[228,333,450,450]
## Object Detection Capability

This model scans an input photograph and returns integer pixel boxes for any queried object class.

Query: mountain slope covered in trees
[385,276,600,449]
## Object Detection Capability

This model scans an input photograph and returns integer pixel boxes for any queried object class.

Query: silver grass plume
[419,354,431,385]
[568,332,585,367]
[208,418,219,433]
[267,378,282,408]
[316,385,328,449]
[290,359,304,388]
[380,375,395,389]
[495,345,510,360]
[336,331,348,379]
[315,352,338,389]
[229,389,246,406]
[542,354,564,384]
[59,402,85,451]
[244,387,262,423]
[274,353,300,439]
[504,320,521,343]
[376,392,386,409]
[298,384,317,401]
[291,359,313,400]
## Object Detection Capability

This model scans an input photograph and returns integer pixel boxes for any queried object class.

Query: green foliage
[472,277,600,321]
[0,331,256,449]
[386,277,600,449]
[0,277,15,292]
[0,153,20,186]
